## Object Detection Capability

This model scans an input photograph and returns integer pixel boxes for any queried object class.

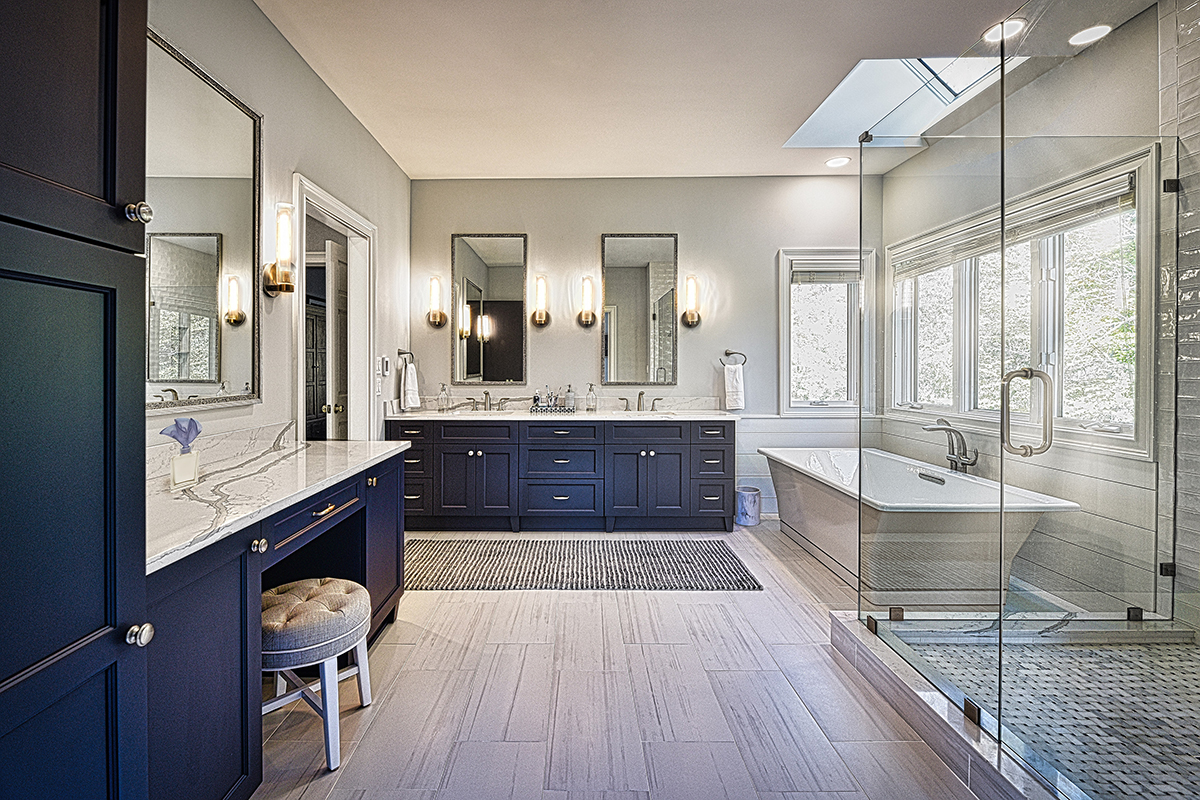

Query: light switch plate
[375,377,382,396]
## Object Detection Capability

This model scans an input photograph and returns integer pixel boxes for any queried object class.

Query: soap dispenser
[437,383,450,413]
[585,383,598,413]
[565,384,575,410]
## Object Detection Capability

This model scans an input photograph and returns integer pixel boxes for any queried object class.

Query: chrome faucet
[637,391,646,411]
[497,396,534,410]
[922,418,978,473]
[483,390,491,411]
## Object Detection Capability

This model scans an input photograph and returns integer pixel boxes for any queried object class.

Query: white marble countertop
[146,439,410,575]
[385,410,736,422]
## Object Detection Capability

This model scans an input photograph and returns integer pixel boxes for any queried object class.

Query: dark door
[0,221,148,797]
[647,445,689,516]
[147,527,263,800]
[0,1,147,252]
[436,447,475,513]
[365,458,402,633]
[477,446,518,514]
[605,447,648,515]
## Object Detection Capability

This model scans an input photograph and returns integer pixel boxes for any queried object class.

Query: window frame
[884,147,1159,459]
[778,248,874,417]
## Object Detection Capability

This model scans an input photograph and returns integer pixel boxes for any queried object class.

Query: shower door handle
[1000,367,1054,458]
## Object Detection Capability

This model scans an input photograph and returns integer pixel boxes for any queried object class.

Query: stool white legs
[354,638,372,707]
[317,656,341,770]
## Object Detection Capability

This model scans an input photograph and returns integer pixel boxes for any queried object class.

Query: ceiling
[252,0,1020,179]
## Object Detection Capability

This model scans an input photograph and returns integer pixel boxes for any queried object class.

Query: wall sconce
[262,202,295,297]
[578,276,596,327]
[458,298,472,339]
[681,275,701,328]
[427,276,447,327]
[531,275,550,327]
[224,276,246,326]
[477,314,492,342]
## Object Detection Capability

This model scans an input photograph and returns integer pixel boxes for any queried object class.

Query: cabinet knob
[124,201,154,224]
[125,623,155,647]
[367,476,377,487]
[249,538,269,553]
[640,451,646,457]
[649,450,656,457]
[468,450,475,456]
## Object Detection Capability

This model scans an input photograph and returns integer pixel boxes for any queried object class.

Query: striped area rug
[404,539,762,591]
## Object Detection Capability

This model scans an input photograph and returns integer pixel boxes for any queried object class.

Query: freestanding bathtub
[759,447,1080,608]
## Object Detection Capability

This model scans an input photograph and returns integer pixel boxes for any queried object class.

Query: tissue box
[170,451,199,490]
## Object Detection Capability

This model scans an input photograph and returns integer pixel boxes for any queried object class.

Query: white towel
[724,363,745,411]
[402,363,421,410]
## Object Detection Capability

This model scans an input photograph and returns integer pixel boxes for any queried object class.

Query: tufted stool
[261,578,372,770]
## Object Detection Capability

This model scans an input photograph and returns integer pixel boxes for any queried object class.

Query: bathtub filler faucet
[922,418,979,473]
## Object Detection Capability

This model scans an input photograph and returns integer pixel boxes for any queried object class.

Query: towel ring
[720,349,747,366]
[397,349,415,367]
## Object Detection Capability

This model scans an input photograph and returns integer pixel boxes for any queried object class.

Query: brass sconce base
[224,309,246,326]
[532,310,551,328]
[577,310,596,328]
[262,263,295,297]
[681,310,701,328]
[428,310,448,328]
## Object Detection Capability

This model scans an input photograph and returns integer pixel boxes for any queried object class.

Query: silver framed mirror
[145,28,261,412]
[601,233,678,385]
[451,234,527,385]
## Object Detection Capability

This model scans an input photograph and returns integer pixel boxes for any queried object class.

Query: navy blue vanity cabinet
[519,423,605,517]
[604,444,689,523]
[386,420,432,517]
[146,528,264,800]
[433,440,519,518]
[365,456,405,638]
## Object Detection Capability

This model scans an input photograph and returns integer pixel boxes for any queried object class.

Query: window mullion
[956,259,977,413]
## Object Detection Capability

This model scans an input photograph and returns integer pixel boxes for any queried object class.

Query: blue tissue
[160,418,202,454]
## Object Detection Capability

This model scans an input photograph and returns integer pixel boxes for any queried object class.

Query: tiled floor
[251,522,981,800]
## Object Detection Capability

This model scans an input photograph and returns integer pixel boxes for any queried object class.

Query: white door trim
[293,173,379,441]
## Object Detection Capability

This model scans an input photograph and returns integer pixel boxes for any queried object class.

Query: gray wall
[145,0,411,442]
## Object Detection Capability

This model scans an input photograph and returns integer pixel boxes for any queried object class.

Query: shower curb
[829,611,1062,800]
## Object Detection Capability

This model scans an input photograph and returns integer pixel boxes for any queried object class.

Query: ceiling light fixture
[825,157,852,168]
[1068,25,1112,46]
[983,19,1025,43]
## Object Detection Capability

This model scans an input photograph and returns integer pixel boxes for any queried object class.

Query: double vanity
[386,411,737,532]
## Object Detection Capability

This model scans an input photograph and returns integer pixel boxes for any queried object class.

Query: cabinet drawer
[521,422,602,442]
[606,421,688,444]
[691,480,734,516]
[691,446,733,477]
[386,419,430,441]
[521,446,602,478]
[402,478,432,515]
[520,480,603,515]
[267,480,362,565]
[400,445,429,476]
[692,420,735,444]
[436,421,518,443]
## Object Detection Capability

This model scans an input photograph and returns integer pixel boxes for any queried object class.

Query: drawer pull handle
[553,495,570,501]
[704,459,720,464]
[704,429,721,435]
[312,503,336,518]
[553,458,571,463]
[405,458,420,463]
[404,494,421,500]
[553,430,570,435]
[704,495,721,501]
[403,429,421,435]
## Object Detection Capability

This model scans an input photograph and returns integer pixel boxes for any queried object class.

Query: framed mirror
[145,29,261,411]
[451,234,527,384]
[601,233,678,385]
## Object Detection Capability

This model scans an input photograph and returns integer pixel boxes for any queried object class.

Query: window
[778,249,865,414]
[888,150,1154,449]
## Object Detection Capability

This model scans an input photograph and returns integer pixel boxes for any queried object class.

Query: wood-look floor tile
[460,643,554,742]
[643,741,758,800]
[488,591,557,643]
[677,603,776,670]
[546,670,648,792]
[708,670,858,793]
[729,591,826,645]
[832,741,977,800]
[329,670,474,792]
[771,644,919,744]
[380,590,445,645]
[616,592,690,644]
[402,601,493,671]
[554,594,626,671]
[438,741,546,800]
[625,645,733,742]
[540,792,650,799]
[251,737,357,800]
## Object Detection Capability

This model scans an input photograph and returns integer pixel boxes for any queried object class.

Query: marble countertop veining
[146,435,410,575]
[385,410,736,421]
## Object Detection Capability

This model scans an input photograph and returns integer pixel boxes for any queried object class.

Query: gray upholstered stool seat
[261,578,372,771]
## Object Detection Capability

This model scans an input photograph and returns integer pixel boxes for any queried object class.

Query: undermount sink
[449,409,516,416]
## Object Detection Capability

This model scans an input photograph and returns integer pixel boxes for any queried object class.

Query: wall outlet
[375,377,382,396]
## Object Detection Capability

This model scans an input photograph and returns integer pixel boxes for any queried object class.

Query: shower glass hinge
[963,698,982,727]
[1164,178,1181,193]
[865,615,878,635]
[1127,606,1144,621]
[889,606,905,621]
[1161,562,1177,577]
[859,131,874,144]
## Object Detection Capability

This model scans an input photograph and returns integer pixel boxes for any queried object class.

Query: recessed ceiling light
[826,157,852,168]
[1069,25,1112,46]
[983,19,1026,43]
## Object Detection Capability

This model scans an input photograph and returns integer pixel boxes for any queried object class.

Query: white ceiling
[251,0,1020,179]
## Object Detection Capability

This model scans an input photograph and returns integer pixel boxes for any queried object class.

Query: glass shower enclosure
[855,1,1187,797]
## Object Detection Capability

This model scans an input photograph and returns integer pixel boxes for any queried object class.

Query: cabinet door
[477,446,519,514]
[0,0,147,252]
[435,447,475,513]
[0,222,148,799]
[605,447,648,515]
[365,458,402,634]
[647,445,689,516]
[146,528,263,800]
